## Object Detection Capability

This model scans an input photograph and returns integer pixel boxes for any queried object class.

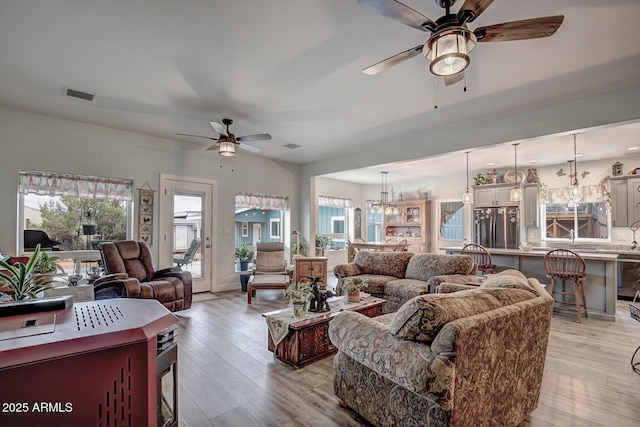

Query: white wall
[0,106,300,291]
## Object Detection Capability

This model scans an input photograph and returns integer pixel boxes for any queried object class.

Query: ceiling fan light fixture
[425,29,476,77]
[219,139,236,157]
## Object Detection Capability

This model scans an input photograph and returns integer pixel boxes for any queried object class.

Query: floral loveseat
[329,270,554,427]
[333,251,477,313]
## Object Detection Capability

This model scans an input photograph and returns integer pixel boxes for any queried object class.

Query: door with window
[160,175,216,293]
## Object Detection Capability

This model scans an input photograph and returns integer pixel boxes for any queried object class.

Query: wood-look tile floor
[175,286,640,427]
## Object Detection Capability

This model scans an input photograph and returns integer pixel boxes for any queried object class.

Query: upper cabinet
[627,177,640,227]
[524,185,539,227]
[610,177,628,227]
[473,184,519,207]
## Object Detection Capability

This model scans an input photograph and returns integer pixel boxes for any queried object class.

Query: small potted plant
[315,234,331,256]
[0,244,57,301]
[341,277,369,303]
[285,281,312,316]
[32,250,65,285]
[235,245,254,271]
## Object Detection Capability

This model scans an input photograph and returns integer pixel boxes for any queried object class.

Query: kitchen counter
[443,246,619,321]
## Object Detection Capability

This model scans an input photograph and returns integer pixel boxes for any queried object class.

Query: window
[241,221,249,237]
[440,201,464,241]
[318,196,352,250]
[270,218,281,239]
[18,170,133,253]
[540,185,610,243]
[366,202,383,242]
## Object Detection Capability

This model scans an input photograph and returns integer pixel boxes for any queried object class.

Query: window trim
[269,218,281,239]
[540,201,611,244]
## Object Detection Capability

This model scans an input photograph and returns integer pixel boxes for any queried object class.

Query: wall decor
[138,182,155,245]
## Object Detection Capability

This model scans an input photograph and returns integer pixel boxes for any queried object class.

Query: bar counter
[443,246,619,321]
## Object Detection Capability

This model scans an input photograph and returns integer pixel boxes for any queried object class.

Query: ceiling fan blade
[210,121,227,136]
[205,142,221,151]
[363,45,423,75]
[238,143,261,153]
[457,0,494,24]
[236,133,272,142]
[177,133,218,140]
[444,71,465,86]
[358,0,434,32]
[475,15,564,42]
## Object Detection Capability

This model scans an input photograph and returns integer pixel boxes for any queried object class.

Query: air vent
[66,88,94,101]
[74,303,124,331]
[283,143,301,149]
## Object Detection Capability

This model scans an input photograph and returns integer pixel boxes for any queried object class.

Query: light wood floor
[176,287,640,427]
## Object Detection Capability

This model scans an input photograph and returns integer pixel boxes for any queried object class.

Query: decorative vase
[347,291,360,303]
[292,301,307,317]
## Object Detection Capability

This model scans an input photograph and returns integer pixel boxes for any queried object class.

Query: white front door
[252,223,262,246]
[159,174,216,293]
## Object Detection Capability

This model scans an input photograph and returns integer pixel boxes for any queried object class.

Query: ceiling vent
[66,88,94,102]
[283,143,301,149]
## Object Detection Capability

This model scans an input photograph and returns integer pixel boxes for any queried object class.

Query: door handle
[205,244,211,249]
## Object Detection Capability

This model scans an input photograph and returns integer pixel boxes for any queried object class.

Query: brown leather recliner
[94,240,192,312]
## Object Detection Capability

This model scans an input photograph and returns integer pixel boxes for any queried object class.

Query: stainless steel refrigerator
[473,207,520,249]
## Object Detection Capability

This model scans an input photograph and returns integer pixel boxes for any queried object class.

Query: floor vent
[66,88,95,101]
[283,143,301,149]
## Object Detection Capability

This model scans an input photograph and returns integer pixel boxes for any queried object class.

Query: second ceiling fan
[178,118,272,156]
[359,0,564,85]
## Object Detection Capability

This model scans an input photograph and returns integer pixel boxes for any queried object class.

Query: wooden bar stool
[543,249,588,322]
[461,243,497,276]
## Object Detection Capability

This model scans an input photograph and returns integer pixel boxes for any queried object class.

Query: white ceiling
[1,1,640,183]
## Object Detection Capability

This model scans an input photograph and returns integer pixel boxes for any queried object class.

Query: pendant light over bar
[462,151,472,204]
[510,143,523,202]
[571,134,581,201]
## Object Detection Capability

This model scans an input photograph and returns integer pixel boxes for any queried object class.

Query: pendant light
[571,134,581,201]
[510,143,523,202]
[462,151,473,204]
[371,171,398,215]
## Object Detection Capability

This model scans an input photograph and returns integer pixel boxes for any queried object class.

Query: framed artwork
[138,183,155,245]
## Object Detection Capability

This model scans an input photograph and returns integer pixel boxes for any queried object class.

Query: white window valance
[235,192,289,211]
[539,185,606,205]
[18,170,133,201]
[318,195,353,209]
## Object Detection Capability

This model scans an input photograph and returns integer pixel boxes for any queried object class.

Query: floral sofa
[329,270,554,427]
[333,251,477,313]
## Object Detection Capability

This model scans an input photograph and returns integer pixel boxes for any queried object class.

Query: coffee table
[262,296,386,368]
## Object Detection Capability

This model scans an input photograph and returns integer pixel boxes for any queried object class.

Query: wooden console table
[263,296,385,368]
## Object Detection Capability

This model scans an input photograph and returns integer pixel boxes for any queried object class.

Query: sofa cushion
[404,254,476,282]
[385,279,430,301]
[352,251,414,279]
[390,287,535,344]
[338,274,398,297]
[480,269,539,296]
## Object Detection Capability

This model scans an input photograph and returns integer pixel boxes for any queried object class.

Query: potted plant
[0,244,57,301]
[235,245,254,271]
[32,250,65,285]
[285,281,312,316]
[341,277,368,303]
[315,234,331,256]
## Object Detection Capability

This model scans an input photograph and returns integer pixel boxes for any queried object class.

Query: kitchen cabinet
[524,185,539,227]
[473,184,517,207]
[383,200,431,252]
[610,177,628,227]
[627,177,640,227]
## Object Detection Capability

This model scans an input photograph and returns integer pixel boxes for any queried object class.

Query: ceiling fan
[177,118,272,156]
[359,0,564,85]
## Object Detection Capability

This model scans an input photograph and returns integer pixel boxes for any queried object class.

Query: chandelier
[372,171,399,215]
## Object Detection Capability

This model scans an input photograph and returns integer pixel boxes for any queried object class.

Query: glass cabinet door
[404,205,422,224]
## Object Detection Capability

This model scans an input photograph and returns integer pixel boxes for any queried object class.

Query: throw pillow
[480,269,538,295]
[390,287,534,344]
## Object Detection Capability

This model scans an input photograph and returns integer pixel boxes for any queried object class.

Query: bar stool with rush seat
[543,248,588,322]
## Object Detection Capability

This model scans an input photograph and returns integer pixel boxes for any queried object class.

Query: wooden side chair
[461,243,496,275]
[543,248,588,322]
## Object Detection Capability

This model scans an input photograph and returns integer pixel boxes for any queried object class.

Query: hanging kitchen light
[371,171,399,215]
[510,143,523,202]
[462,151,473,204]
[571,133,582,201]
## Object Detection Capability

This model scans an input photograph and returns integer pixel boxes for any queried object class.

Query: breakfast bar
[444,247,618,321]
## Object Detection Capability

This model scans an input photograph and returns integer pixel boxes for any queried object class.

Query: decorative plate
[503,170,526,184]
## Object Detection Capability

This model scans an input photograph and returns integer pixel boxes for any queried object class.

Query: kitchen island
[444,246,619,321]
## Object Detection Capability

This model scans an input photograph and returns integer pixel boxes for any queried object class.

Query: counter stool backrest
[461,243,496,275]
[543,249,586,280]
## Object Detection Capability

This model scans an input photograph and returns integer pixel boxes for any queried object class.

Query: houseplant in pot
[341,277,369,303]
[315,234,331,257]
[285,281,312,316]
[0,244,58,301]
[235,245,254,271]
[32,250,65,286]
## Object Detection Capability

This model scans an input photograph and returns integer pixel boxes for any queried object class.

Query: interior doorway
[159,175,217,293]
